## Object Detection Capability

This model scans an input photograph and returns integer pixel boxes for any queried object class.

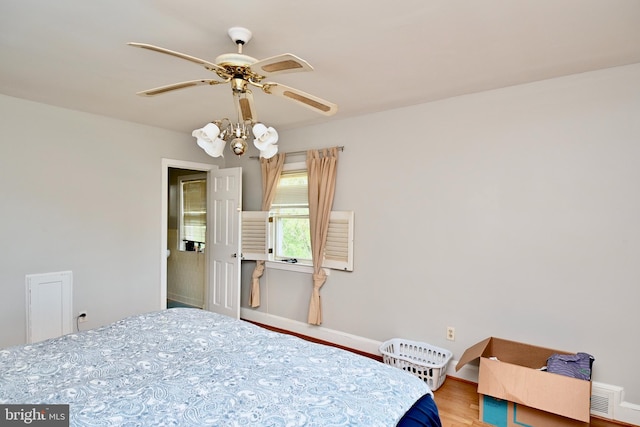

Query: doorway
[167,168,206,309]
[160,159,215,310]
[160,159,242,319]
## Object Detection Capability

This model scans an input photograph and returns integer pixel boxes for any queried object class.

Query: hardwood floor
[433,377,634,427]
[433,378,493,427]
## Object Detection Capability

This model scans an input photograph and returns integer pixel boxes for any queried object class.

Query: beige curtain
[306,147,339,325]
[249,153,285,307]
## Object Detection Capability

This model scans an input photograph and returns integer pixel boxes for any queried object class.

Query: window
[179,174,206,252]
[242,163,354,271]
[271,168,312,262]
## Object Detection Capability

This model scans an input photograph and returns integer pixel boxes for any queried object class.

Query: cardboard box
[456,337,592,423]
[480,395,589,427]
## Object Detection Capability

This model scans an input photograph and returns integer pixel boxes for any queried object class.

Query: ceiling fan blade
[233,90,258,122]
[128,42,229,75]
[136,79,226,97]
[261,82,337,116]
[250,54,313,76]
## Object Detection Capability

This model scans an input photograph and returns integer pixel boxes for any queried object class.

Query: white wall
[236,63,640,403]
[0,94,221,347]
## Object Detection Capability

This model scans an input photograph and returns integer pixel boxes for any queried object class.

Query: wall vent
[591,393,612,418]
[25,271,73,343]
[590,382,622,419]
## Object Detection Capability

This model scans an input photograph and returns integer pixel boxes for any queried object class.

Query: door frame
[160,158,217,310]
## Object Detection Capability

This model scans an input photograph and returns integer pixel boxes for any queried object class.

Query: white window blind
[181,178,206,245]
[271,170,308,210]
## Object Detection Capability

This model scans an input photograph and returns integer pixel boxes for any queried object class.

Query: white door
[207,167,242,319]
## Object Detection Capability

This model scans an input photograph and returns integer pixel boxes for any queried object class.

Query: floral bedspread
[0,308,432,426]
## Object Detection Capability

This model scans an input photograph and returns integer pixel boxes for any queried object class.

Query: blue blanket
[1,308,439,426]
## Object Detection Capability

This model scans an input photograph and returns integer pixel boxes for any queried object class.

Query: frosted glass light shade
[252,123,278,158]
[259,143,278,159]
[252,123,278,148]
[193,123,225,157]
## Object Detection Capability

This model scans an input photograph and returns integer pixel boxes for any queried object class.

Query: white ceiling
[1,0,639,134]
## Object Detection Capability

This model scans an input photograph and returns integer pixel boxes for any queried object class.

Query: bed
[0,308,441,426]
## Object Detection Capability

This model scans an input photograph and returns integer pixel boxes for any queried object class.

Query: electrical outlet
[446,326,455,341]
[78,311,88,323]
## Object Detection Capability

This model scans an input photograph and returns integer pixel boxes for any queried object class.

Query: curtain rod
[250,146,344,159]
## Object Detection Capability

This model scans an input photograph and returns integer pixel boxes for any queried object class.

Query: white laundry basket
[379,338,453,391]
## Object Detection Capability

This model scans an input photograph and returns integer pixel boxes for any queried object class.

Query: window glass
[272,170,311,261]
[180,177,206,252]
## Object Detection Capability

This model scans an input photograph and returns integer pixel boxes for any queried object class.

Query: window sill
[265,261,330,276]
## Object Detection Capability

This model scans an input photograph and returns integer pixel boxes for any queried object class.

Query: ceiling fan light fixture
[193,118,279,158]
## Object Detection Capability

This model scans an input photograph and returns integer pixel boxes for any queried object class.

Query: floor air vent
[591,393,612,418]
[590,382,621,419]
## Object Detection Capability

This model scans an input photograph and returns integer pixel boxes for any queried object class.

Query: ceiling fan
[128,27,338,123]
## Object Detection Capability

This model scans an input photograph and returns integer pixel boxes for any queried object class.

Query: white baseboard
[241,309,640,426]
[617,400,640,425]
[167,293,202,308]
[446,359,479,383]
[240,309,382,356]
